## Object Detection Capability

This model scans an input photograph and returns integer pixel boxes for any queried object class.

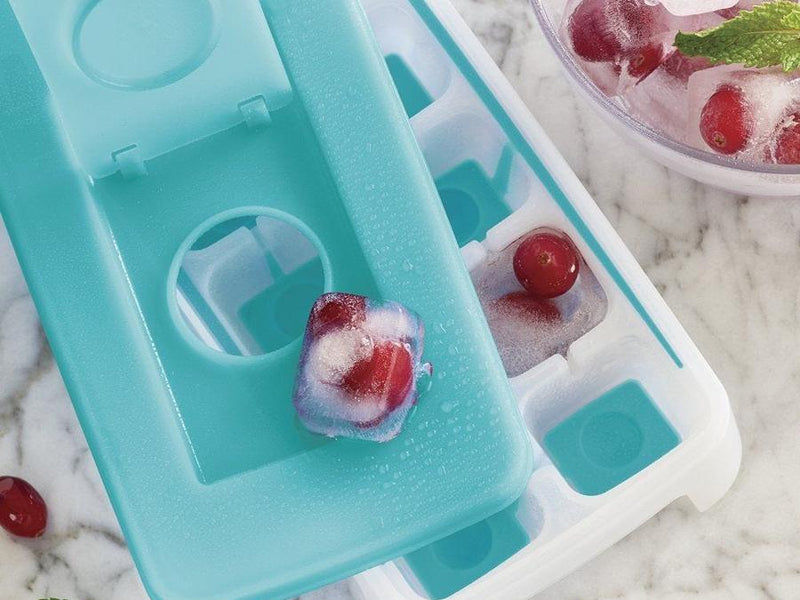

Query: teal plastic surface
[404,502,529,599]
[386,53,433,118]
[544,381,680,496]
[435,158,513,247]
[0,1,533,599]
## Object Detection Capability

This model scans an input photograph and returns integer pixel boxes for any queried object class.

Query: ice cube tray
[0,1,534,599]
[349,0,742,598]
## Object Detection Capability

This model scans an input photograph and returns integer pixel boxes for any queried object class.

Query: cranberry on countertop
[0,476,48,538]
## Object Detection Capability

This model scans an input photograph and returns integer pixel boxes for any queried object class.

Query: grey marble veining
[1,1,799,599]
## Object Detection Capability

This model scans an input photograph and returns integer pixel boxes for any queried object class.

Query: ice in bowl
[563,0,800,162]
[532,0,800,195]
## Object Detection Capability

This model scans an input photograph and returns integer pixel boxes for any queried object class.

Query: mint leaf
[674,1,800,72]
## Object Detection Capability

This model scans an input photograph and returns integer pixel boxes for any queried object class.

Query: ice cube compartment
[352,1,741,599]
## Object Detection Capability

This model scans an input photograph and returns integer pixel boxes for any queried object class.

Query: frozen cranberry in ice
[309,293,366,337]
[772,112,800,165]
[342,341,414,414]
[625,43,668,80]
[492,292,561,323]
[568,0,623,63]
[700,85,753,155]
[294,293,430,442]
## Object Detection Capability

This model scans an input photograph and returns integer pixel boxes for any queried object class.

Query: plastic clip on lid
[7,0,293,179]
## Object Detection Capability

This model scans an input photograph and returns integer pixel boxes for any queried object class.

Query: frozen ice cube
[623,51,714,143]
[472,232,607,378]
[687,65,800,161]
[293,293,431,442]
[561,0,674,95]
[765,108,800,165]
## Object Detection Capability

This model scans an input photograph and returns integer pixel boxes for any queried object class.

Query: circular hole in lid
[173,211,329,357]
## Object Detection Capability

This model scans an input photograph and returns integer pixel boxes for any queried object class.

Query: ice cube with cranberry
[293,293,431,442]
[687,66,800,160]
[472,229,607,378]
[556,0,800,166]
[562,0,675,95]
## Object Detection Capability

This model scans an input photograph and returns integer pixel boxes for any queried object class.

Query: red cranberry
[513,230,580,299]
[309,293,367,337]
[492,292,561,323]
[342,341,414,413]
[773,112,800,165]
[625,43,667,80]
[715,7,741,19]
[568,0,659,64]
[661,51,712,82]
[700,86,753,155]
[568,0,623,62]
[0,476,47,538]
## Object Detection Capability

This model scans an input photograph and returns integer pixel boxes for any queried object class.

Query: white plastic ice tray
[347,0,742,598]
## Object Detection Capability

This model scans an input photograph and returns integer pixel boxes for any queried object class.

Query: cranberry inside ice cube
[700,85,753,155]
[569,0,662,63]
[772,112,800,165]
[625,43,668,80]
[492,291,561,324]
[309,293,367,337]
[295,293,427,442]
[568,0,624,63]
[342,341,415,426]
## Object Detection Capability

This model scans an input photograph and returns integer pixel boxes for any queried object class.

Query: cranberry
[661,51,712,82]
[492,292,561,323]
[700,86,753,155]
[309,293,366,337]
[625,43,667,80]
[568,0,659,64]
[568,0,622,62]
[715,7,741,19]
[0,476,47,538]
[513,230,580,299]
[342,341,414,414]
[773,112,800,165]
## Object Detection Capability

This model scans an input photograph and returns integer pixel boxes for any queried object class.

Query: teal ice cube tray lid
[0,1,532,599]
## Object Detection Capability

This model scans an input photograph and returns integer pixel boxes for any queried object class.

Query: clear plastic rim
[529,0,800,177]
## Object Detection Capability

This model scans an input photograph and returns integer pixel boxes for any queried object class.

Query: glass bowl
[529,0,800,197]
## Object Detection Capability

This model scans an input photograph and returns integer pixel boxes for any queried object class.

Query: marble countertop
[2,0,799,599]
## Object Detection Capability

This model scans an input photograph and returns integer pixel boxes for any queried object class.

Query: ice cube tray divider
[351,0,742,598]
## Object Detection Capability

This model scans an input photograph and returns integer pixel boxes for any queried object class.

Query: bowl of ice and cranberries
[530,0,800,196]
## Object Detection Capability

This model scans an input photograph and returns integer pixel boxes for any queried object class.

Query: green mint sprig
[674,1,800,72]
